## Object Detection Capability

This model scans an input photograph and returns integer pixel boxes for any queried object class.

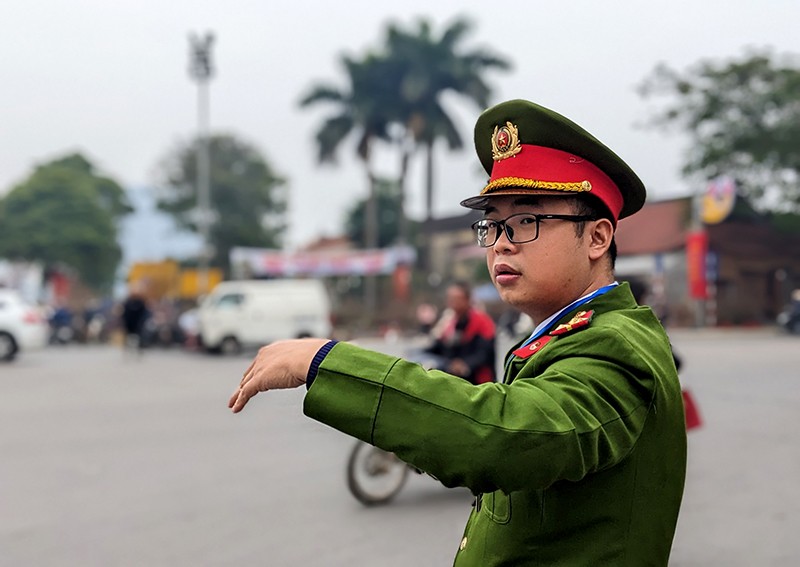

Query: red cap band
[484,145,624,221]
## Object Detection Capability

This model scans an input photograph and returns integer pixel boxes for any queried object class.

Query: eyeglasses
[470,213,597,248]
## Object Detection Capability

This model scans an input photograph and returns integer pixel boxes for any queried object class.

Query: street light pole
[188,32,215,296]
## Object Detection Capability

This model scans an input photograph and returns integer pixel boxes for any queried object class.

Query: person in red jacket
[424,281,497,384]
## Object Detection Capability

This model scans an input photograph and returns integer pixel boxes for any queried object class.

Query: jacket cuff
[306,340,338,389]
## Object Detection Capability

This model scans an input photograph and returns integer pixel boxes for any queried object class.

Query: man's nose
[492,224,516,252]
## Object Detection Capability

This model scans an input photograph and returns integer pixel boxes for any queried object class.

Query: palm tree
[299,53,400,319]
[299,53,397,251]
[383,17,511,222]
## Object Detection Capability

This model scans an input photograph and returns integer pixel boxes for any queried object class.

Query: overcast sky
[2,0,798,249]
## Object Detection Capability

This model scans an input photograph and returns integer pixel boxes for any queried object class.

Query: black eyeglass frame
[470,213,597,248]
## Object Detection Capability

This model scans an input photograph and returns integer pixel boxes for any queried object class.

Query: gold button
[459,536,468,551]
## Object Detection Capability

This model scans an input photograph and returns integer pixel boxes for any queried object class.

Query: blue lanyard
[519,282,618,349]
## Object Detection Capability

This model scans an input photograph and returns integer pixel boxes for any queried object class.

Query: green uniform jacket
[304,283,686,566]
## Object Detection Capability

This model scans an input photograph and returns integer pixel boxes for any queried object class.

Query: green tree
[46,153,133,219]
[155,134,287,274]
[382,17,510,223]
[0,155,125,290]
[639,49,800,212]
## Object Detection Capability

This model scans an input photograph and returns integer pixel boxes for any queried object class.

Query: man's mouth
[494,264,520,277]
[494,264,521,285]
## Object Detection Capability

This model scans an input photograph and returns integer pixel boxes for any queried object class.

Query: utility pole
[188,32,215,296]
[364,170,378,327]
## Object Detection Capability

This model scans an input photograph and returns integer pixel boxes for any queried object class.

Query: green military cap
[460,99,646,222]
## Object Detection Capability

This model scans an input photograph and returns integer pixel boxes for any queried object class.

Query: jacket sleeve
[303,325,661,495]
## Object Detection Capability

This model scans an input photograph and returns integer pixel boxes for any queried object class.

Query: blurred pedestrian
[121,283,149,354]
[228,99,686,565]
[178,307,200,350]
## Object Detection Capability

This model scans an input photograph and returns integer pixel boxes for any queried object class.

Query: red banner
[686,230,708,299]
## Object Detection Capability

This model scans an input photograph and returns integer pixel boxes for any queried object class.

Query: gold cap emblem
[491,121,522,161]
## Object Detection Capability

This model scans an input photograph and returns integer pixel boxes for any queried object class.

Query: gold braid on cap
[482,178,592,194]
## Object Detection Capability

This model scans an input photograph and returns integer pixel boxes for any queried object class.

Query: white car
[0,289,49,361]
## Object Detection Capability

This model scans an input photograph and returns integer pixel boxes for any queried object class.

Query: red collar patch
[511,310,595,360]
[549,310,594,336]
[512,335,554,359]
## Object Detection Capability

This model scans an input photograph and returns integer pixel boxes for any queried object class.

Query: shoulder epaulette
[549,310,594,336]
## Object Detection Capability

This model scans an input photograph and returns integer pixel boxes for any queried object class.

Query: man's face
[445,286,470,316]
[483,195,596,322]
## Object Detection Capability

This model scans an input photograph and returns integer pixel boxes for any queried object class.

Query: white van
[198,279,332,354]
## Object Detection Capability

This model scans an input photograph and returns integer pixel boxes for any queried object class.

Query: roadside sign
[702,176,736,224]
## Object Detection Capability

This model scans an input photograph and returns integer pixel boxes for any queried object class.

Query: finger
[231,361,258,410]
[239,372,252,390]
[230,389,246,413]
[228,388,241,408]
[231,383,259,413]
[229,372,250,408]
[240,359,257,385]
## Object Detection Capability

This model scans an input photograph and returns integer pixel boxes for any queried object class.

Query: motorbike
[48,307,77,345]
[346,441,421,505]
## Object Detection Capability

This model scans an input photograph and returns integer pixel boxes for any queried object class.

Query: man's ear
[587,218,614,261]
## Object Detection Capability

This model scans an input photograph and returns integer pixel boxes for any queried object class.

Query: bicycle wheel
[346,441,410,505]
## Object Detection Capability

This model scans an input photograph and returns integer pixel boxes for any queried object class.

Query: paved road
[0,329,797,566]
[667,328,800,566]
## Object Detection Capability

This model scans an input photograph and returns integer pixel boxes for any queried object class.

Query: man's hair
[449,280,472,299]
[571,195,617,269]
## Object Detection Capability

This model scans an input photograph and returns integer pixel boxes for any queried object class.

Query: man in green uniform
[229,99,686,566]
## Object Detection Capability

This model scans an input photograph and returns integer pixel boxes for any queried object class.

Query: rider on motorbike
[423,281,497,385]
[777,289,800,335]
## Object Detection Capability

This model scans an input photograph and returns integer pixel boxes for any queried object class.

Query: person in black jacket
[121,284,150,353]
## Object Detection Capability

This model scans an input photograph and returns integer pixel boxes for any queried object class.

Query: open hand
[228,338,330,413]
